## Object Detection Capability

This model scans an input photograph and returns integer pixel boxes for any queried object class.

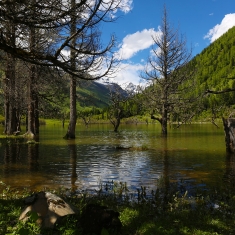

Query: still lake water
[0,123,234,195]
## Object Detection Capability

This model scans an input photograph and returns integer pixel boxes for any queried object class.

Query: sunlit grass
[1,181,235,235]
[119,208,139,226]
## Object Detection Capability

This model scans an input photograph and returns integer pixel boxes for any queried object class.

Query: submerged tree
[107,83,134,132]
[141,6,194,136]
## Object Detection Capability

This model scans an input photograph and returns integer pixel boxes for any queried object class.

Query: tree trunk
[64,77,77,139]
[64,0,77,139]
[4,67,10,134]
[34,92,39,134]
[26,2,38,139]
[9,55,17,134]
[26,63,37,139]
[114,117,121,132]
[161,104,168,136]
[222,117,235,153]
[4,56,17,135]
[4,4,17,135]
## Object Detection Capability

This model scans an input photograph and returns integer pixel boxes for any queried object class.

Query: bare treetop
[0,0,127,79]
[140,5,195,136]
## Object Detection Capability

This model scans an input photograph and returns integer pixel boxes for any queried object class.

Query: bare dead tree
[140,5,194,136]
[107,83,134,132]
[78,111,92,128]
[0,0,123,78]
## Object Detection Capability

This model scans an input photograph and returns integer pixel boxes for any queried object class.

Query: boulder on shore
[19,191,78,228]
[19,192,122,234]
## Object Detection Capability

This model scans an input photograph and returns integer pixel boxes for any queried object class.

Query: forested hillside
[77,81,129,108]
[195,26,235,85]
[193,26,235,100]
[171,27,235,120]
[77,81,110,108]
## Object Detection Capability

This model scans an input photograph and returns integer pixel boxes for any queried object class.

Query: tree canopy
[0,0,122,79]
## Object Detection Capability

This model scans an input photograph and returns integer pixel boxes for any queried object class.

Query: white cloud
[119,0,133,13]
[204,13,235,42]
[105,62,144,85]
[108,0,133,19]
[115,28,160,60]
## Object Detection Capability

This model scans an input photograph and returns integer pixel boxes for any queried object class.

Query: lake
[0,122,234,196]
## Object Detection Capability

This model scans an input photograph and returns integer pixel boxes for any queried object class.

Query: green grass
[1,181,235,235]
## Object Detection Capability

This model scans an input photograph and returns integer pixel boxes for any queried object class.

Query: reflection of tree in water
[3,139,22,173]
[68,140,78,191]
[161,137,170,206]
[3,138,39,173]
[27,142,39,171]
[223,153,235,191]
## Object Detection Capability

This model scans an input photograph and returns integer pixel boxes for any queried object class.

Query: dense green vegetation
[191,26,235,119]
[1,180,235,235]
[194,26,235,90]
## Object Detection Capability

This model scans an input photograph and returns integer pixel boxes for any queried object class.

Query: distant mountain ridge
[77,81,131,108]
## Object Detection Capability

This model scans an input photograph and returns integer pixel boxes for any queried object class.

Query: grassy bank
[1,181,235,235]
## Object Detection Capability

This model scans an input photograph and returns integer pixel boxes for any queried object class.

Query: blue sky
[99,0,235,86]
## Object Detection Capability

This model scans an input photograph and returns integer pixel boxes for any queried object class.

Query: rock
[115,145,131,150]
[80,204,122,234]
[19,191,78,228]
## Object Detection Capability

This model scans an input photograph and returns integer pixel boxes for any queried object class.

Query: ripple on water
[0,124,228,195]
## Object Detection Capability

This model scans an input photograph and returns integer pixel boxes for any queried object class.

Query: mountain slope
[77,81,128,108]
[192,26,235,93]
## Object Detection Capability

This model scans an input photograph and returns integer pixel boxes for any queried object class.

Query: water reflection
[68,140,78,191]
[0,124,232,195]
[223,153,235,191]
[161,137,170,203]
[28,143,39,171]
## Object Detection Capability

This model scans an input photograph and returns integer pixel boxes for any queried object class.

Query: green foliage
[55,214,81,235]
[8,211,41,235]
[0,114,4,124]
[1,180,235,235]
[191,26,235,116]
